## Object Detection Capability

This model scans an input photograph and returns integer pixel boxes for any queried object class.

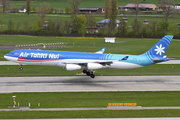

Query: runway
[0,76,180,93]
[0,60,180,93]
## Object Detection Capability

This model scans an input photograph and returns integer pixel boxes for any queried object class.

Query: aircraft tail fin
[143,35,173,62]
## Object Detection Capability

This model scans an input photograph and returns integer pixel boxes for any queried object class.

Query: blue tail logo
[143,35,173,63]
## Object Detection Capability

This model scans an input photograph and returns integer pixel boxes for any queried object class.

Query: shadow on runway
[3,76,111,87]
[1,76,165,88]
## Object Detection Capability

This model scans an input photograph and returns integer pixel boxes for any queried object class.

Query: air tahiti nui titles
[19,52,60,59]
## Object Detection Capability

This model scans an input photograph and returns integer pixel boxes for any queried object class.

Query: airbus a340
[4,35,173,78]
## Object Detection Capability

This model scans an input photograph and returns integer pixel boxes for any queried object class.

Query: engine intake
[87,63,103,70]
[66,64,82,71]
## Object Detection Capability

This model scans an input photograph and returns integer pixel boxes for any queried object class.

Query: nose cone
[4,54,10,61]
[4,55,18,62]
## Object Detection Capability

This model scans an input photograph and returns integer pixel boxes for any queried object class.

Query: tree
[26,0,31,15]
[104,0,118,33]
[71,14,87,34]
[140,24,151,37]
[132,19,141,35]
[46,19,63,34]
[117,20,128,35]
[7,20,14,31]
[36,2,51,20]
[69,0,81,15]
[65,7,71,14]
[85,13,96,27]
[62,20,71,34]
[0,0,11,12]
[23,21,30,31]
[109,0,118,30]
[104,0,111,19]
[158,0,174,22]
[156,20,169,36]
[142,0,146,3]
[132,0,140,20]
[148,21,158,36]
[15,22,21,31]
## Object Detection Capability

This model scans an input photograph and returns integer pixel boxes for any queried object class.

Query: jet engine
[66,64,82,70]
[87,63,103,70]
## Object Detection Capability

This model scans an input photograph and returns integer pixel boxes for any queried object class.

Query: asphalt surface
[1,76,180,93]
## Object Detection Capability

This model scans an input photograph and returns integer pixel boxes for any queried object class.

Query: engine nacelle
[87,63,103,70]
[66,64,82,71]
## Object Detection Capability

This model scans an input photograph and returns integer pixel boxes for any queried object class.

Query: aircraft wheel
[90,74,95,78]
[83,69,87,73]
[86,72,90,76]
[19,67,23,71]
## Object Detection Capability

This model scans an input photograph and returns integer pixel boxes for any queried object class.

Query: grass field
[1,91,180,118]
[1,0,180,32]
[0,13,180,28]
[11,0,180,9]
[1,110,180,118]
[0,64,180,77]
[1,91,180,108]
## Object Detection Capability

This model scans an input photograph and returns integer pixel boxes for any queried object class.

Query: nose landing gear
[19,65,23,70]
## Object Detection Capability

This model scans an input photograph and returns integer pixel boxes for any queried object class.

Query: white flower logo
[154,44,165,56]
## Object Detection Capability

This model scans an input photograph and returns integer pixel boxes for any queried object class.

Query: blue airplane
[4,35,173,78]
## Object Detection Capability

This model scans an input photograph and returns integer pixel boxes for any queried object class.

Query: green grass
[1,110,180,118]
[0,64,180,77]
[1,91,180,118]
[0,12,180,32]
[0,0,179,33]
[1,91,180,108]
[11,0,180,9]
[1,13,180,28]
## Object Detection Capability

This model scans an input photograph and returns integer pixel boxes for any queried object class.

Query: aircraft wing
[63,56,129,65]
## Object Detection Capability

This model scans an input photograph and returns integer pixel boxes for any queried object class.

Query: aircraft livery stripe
[18,58,61,62]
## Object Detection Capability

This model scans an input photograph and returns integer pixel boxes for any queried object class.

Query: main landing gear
[19,65,23,71]
[82,69,95,78]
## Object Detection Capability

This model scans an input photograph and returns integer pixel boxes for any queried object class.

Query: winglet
[95,48,106,54]
[121,56,129,60]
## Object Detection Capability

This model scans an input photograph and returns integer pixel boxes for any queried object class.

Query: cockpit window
[8,52,14,55]
[8,52,18,55]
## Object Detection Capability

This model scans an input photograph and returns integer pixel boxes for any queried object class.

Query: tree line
[0,0,179,37]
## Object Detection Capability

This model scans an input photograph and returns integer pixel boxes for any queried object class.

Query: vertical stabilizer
[143,35,173,62]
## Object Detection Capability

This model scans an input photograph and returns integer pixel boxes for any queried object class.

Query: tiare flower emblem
[154,44,165,56]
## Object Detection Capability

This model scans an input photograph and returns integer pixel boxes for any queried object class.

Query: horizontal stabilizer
[153,58,169,63]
